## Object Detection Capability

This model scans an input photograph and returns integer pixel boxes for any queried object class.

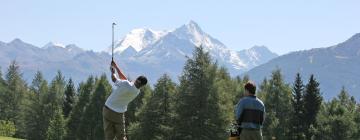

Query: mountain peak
[187,20,201,29]
[129,28,151,35]
[43,42,66,49]
[120,45,137,57]
[66,44,84,52]
[249,45,268,50]
[65,44,78,48]
[9,38,25,44]
[248,46,277,54]
[173,20,206,46]
[183,20,203,34]
[8,38,36,48]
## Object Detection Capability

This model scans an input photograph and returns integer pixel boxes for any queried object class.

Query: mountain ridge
[245,33,360,100]
[0,21,277,90]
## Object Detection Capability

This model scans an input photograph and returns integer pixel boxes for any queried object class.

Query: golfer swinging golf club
[103,60,148,140]
[103,22,148,140]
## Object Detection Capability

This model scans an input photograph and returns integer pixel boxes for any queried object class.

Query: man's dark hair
[244,82,256,95]
[136,76,148,86]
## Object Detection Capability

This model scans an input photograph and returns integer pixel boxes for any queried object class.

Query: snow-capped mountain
[238,45,279,68]
[245,33,360,100]
[109,21,275,75]
[43,42,84,54]
[0,21,277,88]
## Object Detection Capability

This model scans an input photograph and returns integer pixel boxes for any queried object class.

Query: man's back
[235,96,265,129]
[105,79,140,113]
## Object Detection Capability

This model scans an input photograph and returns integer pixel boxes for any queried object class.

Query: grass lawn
[0,136,24,140]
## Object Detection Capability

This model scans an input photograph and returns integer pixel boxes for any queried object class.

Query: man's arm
[235,100,244,122]
[111,61,127,80]
[111,67,117,83]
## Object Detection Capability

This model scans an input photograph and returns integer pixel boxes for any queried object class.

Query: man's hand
[110,61,116,73]
[111,60,118,67]
[110,66,115,73]
[110,60,127,80]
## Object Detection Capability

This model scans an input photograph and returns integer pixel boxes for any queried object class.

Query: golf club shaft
[112,23,115,61]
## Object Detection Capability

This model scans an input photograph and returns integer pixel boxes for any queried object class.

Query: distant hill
[245,33,360,100]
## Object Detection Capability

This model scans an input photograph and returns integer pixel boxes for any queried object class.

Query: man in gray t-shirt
[103,60,147,140]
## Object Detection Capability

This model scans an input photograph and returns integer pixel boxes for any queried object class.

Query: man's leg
[240,129,250,140]
[103,107,116,140]
[114,113,126,140]
[240,129,262,140]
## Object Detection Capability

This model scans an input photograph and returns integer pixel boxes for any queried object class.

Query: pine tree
[54,71,66,97]
[130,74,176,140]
[65,76,95,140]
[1,60,28,138]
[262,69,292,140]
[0,67,7,119]
[24,71,49,140]
[214,67,236,127]
[45,71,66,119]
[32,71,67,140]
[126,84,152,128]
[256,78,268,101]
[77,75,111,140]
[63,78,76,118]
[173,46,227,140]
[46,108,66,140]
[338,86,356,112]
[289,73,305,139]
[314,88,357,139]
[303,74,322,139]
[232,74,246,106]
[0,66,6,86]
[354,104,360,139]
[336,87,357,139]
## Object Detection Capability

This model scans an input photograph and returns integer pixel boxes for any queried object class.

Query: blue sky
[1,0,360,54]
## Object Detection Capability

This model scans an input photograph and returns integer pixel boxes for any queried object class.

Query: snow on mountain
[238,45,279,68]
[40,42,85,61]
[112,28,167,53]
[65,44,84,54]
[110,21,273,75]
[43,42,83,53]
[43,42,66,49]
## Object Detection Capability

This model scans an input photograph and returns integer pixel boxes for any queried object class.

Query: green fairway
[0,136,24,140]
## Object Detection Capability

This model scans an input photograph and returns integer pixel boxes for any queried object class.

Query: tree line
[0,47,359,140]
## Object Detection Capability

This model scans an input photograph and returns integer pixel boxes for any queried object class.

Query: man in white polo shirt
[103,60,148,140]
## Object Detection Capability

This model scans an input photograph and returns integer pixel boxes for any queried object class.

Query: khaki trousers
[240,129,263,140]
[103,106,126,140]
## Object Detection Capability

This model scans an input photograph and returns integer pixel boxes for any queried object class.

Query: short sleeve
[115,79,128,86]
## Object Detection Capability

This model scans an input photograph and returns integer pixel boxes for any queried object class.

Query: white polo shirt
[105,79,140,113]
